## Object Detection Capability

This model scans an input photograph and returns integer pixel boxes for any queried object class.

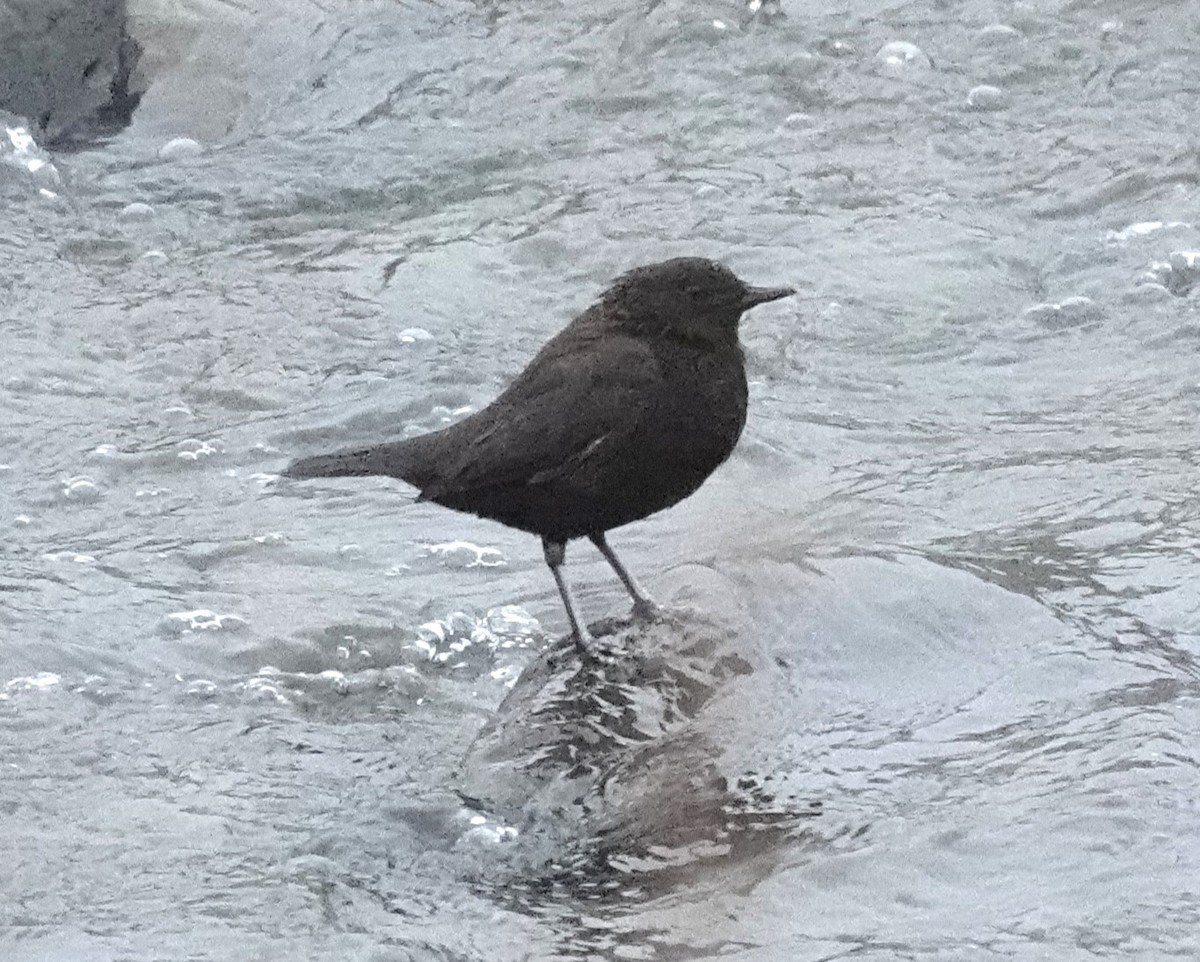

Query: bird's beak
[741,284,796,310]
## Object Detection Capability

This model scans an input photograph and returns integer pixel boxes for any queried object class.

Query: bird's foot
[631,597,665,623]
[571,623,597,660]
[573,629,622,670]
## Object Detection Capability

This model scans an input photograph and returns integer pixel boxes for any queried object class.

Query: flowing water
[2,1,1199,959]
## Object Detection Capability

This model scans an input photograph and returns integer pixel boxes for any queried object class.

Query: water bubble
[3,124,60,188]
[184,679,220,700]
[1108,221,1189,242]
[1163,251,1200,295]
[412,605,541,672]
[976,24,1023,47]
[1023,296,1103,330]
[397,327,434,345]
[242,675,290,704]
[1125,283,1175,303]
[1168,250,1199,272]
[431,404,474,425]
[424,540,506,570]
[74,675,120,705]
[415,610,484,664]
[119,202,156,222]
[455,809,519,849]
[61,476,101,502]
[160,609,248,635]
[177,438,219,461]
[318,669,350,695]
[489,664,521,686]
[42,551,96,564]
[159,137,203,161]
[5,671,62,694]
[967,85,1007,111]
[817,39,855,58]
[485,605,542,642]
[875,41,932,77]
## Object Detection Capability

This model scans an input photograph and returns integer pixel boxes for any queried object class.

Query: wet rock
[456,609,830,894]
[0,0,142,143]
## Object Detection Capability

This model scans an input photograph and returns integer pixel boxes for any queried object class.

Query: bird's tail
[282,440,424,483]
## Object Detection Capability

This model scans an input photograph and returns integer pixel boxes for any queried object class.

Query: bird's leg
[588,532,661,621]
[542,538,592,651]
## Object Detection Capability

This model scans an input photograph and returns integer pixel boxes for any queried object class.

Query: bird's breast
[639,342,748,476]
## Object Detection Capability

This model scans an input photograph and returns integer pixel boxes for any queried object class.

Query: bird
[283,257,795,650]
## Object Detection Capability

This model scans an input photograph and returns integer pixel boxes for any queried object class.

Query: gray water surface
[2,1,1199,959]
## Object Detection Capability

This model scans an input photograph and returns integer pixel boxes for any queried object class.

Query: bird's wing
[419,332,660,501]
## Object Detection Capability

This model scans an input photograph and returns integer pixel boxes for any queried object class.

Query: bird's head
[603,257,795,347]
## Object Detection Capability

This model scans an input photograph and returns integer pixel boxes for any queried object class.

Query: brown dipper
[284,257,795,649]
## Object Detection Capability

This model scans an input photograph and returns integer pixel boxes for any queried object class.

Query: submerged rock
[459,610,822,897]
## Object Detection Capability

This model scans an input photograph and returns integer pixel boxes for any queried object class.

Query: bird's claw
[631,598,664,623]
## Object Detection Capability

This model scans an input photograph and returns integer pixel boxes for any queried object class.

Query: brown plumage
[284,257,794,648]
